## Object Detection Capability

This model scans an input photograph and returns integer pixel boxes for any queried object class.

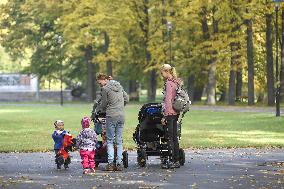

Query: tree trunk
[228,43,238,105]
[139,0,155,102]
[257,92,265,103]
[280,10,284,102]
[85,45,95,102]
[200,7,216,105]
[206,62,216,105]
[206,9,218,105]
[106,60,112,76]
[36,75,40,101]
[147,69,157,102]
[103,32,112,77]
[187,74,195,102]
[161,0,168,63]
[129,80,139,101]
[219,85,227,102]
[194,84,204,101]
[236,69,242,102]
[228,68,236,105]
[266,14,275,106]
[247,19,254,105]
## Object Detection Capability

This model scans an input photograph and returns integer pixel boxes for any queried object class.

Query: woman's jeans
[165,115,180,162]
[106,116,124,164]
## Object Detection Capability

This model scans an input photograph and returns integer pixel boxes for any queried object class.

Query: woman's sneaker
[83,169,90,174]
[168,161,175,169]
[105,163,115,171]
[169,161,180,169]
[173,161,180,168]
[161,160,169,169]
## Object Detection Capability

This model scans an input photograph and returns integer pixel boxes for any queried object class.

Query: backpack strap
[178,111,186,139]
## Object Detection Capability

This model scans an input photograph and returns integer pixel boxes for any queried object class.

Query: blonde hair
[160,64,178,79]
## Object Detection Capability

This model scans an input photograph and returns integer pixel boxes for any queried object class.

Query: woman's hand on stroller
[98,118,106,124]
[161,117,167,125]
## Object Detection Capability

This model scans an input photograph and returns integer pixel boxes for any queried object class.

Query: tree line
[0,0,284,105]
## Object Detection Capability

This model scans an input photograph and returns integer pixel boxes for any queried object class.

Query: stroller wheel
[137,149,147,167]
[179,148,185,166]
[122,151,128,168]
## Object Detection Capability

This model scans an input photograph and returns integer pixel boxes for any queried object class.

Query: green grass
[0,104,284,152]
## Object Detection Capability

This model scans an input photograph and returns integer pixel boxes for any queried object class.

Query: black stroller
[133,103,185,167]
[92,111,128,168]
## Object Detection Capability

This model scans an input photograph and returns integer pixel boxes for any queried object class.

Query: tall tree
[266,13,275,106]
[60,0,104,101]
[280,9,284,102]
[247,17,254,105]
[206,6,218,105]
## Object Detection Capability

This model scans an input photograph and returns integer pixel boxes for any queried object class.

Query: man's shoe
[105,163,115,171]
[116,164,123,171]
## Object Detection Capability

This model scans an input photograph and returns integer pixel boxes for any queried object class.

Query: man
[96,73,129,171]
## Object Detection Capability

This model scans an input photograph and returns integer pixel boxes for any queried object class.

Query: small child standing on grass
[76,116,97,174]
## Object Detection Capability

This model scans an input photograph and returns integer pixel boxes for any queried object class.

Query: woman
[160,64,182,169]
[95,73,129,171]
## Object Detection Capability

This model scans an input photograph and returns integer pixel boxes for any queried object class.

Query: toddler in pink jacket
[76,116,97,174]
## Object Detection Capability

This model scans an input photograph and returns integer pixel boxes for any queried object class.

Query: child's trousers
[80,149,96,169]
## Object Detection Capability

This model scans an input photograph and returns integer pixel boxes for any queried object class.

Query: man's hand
[161,117,167,125]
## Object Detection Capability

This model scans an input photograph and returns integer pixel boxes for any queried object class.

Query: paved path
[0,149,284,189]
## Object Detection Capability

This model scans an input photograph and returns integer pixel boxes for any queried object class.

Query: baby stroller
[91,111,128,168]
[55,133,76,169]
[133,103,185,167]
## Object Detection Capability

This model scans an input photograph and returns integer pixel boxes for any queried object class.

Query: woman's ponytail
[160,64,178,79]
[171,67,178,79]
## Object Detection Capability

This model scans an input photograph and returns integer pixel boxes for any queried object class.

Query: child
[76,116,97,174]
[52,120,70,169]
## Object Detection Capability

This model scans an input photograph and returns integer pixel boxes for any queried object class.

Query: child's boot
[90,168,95,174]
[64,163,69,169]
[64,157,71,169]
[57,164,61,169]
[83,169,89,174]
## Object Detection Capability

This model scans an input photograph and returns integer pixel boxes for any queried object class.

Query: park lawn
[0,104,284,152]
